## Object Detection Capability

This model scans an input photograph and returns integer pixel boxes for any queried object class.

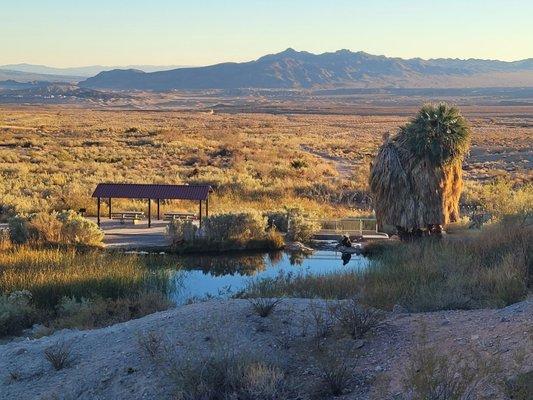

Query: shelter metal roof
[92,183,212,200]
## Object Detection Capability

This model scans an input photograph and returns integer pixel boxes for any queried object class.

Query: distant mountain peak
[281,47,298,54]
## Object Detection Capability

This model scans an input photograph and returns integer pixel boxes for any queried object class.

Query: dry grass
[0,246,174,336]
[317,356,355,396]
[248,298,282,318]
[245,215,532,311]
[137,337,293,400]
[44,340,74,371]
[330,298,383,339]
[1,106,529,222]
[0,247,172,309]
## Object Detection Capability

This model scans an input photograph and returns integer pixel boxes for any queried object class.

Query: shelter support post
[206,196,209,217]
[148,198,151,228]
[108,198,112,219]
[97,197,101,226]
[157,199,160,220]
[199,200,202,227]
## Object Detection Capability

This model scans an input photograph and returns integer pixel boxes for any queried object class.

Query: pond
[168,250,369,304]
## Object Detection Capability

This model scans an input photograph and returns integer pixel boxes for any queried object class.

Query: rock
[12,347,27,356]
[498,300,530,316]
[22,324,50,338]
[285,242,314,253]
[354,339,365,349]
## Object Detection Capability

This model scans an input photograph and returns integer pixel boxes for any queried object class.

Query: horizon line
[2,48,532,70]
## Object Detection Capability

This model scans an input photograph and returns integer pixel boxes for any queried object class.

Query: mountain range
[79,49,533,91]
[0,63,186,78]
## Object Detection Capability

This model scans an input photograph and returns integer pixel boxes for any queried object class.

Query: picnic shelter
[91,183,213,227]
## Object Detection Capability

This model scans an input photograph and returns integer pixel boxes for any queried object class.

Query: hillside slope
[1,298,531,399]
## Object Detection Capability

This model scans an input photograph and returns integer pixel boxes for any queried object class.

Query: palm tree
[369,103,471,239]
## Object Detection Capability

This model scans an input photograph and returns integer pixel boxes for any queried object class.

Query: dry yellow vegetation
[0,106,531,219]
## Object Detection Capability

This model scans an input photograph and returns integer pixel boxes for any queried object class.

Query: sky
[1,0,532,67]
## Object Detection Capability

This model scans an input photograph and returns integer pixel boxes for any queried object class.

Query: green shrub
[58,210,104,246]
[7,211,104,247]
[463,180,533,219]
[287,213,320,243]
[0,290,36,337]
[167,220,198,243]
[264,211,290,232]
[28,212,63,243]
[203,211,267,243]
[8,215,30,244]
[168,212,284,252]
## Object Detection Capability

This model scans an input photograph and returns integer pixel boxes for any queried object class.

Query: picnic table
[163,212,197,221]
[110,211,145,224]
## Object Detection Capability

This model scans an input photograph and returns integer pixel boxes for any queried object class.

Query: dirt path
[0,125,38,131]
[1,298,531,399]
[300,144,354,178]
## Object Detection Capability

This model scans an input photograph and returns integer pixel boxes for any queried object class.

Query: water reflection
[165,250,369,304]
[341,252,352,265]
[289,251,306,266]
[175,253,270,276]
[267,251,283,265]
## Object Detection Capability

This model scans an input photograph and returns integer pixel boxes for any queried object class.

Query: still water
[168,250,369,304]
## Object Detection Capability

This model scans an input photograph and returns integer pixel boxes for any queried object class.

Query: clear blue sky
[1,0,532,67]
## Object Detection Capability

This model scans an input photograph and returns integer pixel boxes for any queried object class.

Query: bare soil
[1,298,531,399]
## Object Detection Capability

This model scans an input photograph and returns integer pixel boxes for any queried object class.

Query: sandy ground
[1,298,531,400]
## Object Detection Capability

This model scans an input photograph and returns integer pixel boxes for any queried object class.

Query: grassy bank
[0,247,174,336]
[245,215,531,311]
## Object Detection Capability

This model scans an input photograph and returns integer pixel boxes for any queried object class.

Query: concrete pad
[90,218,174,249]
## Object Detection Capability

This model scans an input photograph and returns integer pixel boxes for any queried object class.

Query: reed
[0,246,172,309]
